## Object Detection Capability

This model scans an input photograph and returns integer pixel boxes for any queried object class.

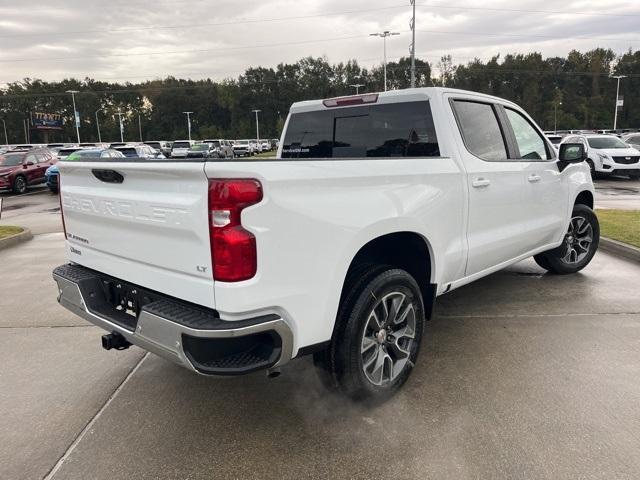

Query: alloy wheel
[561,215,593,264]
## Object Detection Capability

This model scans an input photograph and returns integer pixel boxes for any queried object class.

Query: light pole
[138,114,143,142]
[252,109,261,143]
[1,119,7,145]
[94,109,102,144]
[410,0,416,88]
[554,101,562,133]
[115,110,124,142]
[66,90,80,144]
[612,75,626,130]
[370,31,400,91]
[182,111,193,141]
[349,83,365,94]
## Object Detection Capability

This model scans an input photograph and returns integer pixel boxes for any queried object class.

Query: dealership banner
[31,112,63,130]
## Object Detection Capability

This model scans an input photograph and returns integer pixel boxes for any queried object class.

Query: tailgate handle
[92,169,124,184]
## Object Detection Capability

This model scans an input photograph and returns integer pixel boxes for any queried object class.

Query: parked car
[144,141,172,157]
[251,140,262,153]
[232,139,252,157]
[115,145,164,159]
[53,88,598,401]
[109,142,128,148]
[186,143,219,159]
[0,148,56,194]
[56,147,83,160]
[561,134,640,179]
[260,140,271,151]
[546,134,564,152]
[170,140,194,158]
[201,139,234,159]
[45,148,126,193]
[621,133,640,149]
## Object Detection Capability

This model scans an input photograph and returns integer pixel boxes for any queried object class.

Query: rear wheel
[12,175,27,194]
[534,204,599,274]
[314,266,425,402]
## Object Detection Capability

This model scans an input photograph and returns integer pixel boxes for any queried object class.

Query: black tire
[314,266,425,402]
[12,175,27,194]
[49,187,58,194]
[534,204,599,274]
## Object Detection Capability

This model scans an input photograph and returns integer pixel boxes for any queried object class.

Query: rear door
[59,160,215,308]
[449,97,531,276]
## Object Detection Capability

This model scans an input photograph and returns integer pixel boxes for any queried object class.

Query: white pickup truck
[53,88,599,401]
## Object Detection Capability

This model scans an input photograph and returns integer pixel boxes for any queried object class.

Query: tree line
[1,48,638,144]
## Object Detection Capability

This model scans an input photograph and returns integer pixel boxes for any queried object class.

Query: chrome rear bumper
[52,264,293,375]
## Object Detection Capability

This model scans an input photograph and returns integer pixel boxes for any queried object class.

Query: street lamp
[611,75,627,130]
[1,119,7,145]
[66,90,80,144]
[94,109,102,144]
[115,110,125,143]
[252,109,261,143]
[554,101,562,134]
[349,83,365,94]
[182,111,193,141]
[370,31,400,91]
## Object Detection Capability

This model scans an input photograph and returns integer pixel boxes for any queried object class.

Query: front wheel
[314,266,425,402]
[12,175,27,194]
[534,204,599,274]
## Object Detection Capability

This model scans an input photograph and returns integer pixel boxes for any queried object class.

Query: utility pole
[349,83,365,94]
[370,31,400,91]
[115,110,124,142]
[611,75,626,130]
[23,119,28,143]
[94,109,102,144]
[252,109,261,143]
[410,0,416,88]
[66,90,80,144]
[1,119,8,145]
[138,114,143,142]
[182,111,193,141]
[554,101,562,133]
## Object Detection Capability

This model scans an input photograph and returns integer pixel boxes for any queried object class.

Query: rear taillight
[322,93,378,108]
[208,179,263,282]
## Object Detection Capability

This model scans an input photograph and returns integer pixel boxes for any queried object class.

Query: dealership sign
[31,112,63,130]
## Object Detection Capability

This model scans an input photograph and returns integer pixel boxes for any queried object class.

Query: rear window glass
[173,142,191,149]
[281,101,440,159]
[117,148,138,157]
[452,100,507,162]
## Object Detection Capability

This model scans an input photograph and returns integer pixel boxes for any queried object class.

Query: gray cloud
[0,0,638,84]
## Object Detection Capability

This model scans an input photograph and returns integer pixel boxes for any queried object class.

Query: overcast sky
[0,0,638,85]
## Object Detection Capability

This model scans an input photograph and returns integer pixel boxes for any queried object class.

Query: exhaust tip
[101,332,131,351]
[266,367,281,379]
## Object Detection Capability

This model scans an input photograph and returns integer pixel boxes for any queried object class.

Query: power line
[416,29,640,43]
[416,3,640,18]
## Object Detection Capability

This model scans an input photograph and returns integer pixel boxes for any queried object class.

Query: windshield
[624,135,640,146]
[66,150,103,160]
[145,142,161,149]
[116,148,138,157]
[547,137,562,144]
[237,140,249,145]
[173,142,190,149]
[587,136,628,149]
[191,144,209,151]
[0,154,24,166]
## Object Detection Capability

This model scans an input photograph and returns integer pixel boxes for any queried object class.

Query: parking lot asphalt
[2,225,640,479]
[594,176,640,210]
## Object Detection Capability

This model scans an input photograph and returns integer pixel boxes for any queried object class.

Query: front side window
[505,108,549,160]
[453,100,507,161]
[281,101,439,159]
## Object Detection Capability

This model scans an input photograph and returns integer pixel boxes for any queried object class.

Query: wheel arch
[574,189,594,210]
[338,231,437,320]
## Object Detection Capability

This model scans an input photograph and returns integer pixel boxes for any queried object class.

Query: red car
[0,148,57,194]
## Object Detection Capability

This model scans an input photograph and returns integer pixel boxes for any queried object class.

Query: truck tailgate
[59,161,215,308]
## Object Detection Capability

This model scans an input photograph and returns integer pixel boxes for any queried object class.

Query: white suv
[562,134,640,179]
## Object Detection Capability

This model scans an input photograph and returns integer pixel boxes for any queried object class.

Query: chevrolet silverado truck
[53,88,599,401]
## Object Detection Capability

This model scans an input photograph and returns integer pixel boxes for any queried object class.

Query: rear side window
[505,108,549,160]
[453,100,507,162]
[281,101,439,159]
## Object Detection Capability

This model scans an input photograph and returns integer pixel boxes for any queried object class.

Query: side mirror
[23,161,34,167]
[558,143,586,172]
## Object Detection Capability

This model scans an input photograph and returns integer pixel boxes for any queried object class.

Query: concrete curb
[0,228,33,251]
[600,237,640,263]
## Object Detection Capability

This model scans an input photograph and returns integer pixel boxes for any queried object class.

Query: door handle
[472,178,491,188]
[527,174,541,183]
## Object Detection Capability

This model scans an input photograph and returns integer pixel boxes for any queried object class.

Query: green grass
[0,226,24,239]
[596,209,640,248]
